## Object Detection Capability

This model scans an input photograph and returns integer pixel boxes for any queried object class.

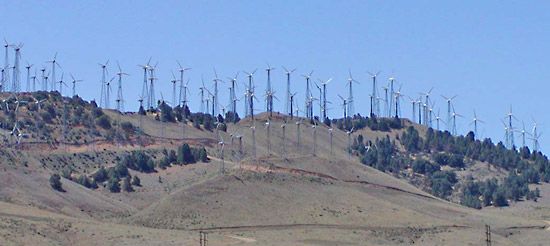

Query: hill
[0,92,549,245]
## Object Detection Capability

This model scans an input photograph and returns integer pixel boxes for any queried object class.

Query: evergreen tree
[49,174,64,192]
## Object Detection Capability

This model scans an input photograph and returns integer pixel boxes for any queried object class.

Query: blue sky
[1,1,548,152]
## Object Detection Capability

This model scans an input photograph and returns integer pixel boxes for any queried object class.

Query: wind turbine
[302,71,314,120]
[420,88,434,126]
[283,66,296,117]
[408,96,417,123]
[105,77,115,109]
[265,64,275,115]
[47,52,60,91]
[116,62,129,112]
[501,120,510,148]
[451,106,463,136]
[176,60,191,107]
[227,72,239,116]
[318,78,332,120]
[530,119,542,152]
[382,85,389,117]
[314,81,322,119]
[212,68,223,117]
[441,95,457,131]
[243,69,257,118]
[368,71,381,117]
[3,39,11,92]
[138,58,151,110]
[98,60,109,108]
[515,121,530,148]
[388,76,395,117]
[57,73,68,95]
[148,62,158,110]
[394,85,404,118]
[25,62,33,92]
[470,110,484,138]
[346,70,359,117]
[505,106,518,148]
[170,71,178,109]
[338,94,348,120]
[289,92,297,119]
[30,69,37,92]
[10,43,23,92]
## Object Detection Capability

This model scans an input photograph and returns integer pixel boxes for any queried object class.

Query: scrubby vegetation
[332,115,403,132]
[354,125,549,208]
[72,146,208,192]
[49,173,64,192]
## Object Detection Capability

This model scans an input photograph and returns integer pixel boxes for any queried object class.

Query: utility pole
[485,225,491,246]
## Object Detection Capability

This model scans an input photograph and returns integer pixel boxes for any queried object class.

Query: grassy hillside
[0,91,549,245]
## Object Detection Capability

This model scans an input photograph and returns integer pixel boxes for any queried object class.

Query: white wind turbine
[470,110,485,138]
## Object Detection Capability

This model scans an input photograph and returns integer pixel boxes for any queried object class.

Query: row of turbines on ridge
[0,39,543,155]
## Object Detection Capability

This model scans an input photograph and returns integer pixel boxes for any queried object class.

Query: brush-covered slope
[0,92,549,245]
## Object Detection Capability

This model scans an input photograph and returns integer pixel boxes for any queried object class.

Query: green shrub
[92,167,108,183]
[95,115,112,129]
[131,175,141,186]
[49,173,64,192]
[121,176,133,192]
[107,177,120,193]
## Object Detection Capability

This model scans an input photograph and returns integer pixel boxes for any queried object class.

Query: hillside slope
[0,93,549,245]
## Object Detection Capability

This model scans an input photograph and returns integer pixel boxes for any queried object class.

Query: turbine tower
[289,92,297,119]
[11,43,23,93]
[116,63,128,112]
[227,72,239,116]
[420,88,434,126]
[516,121,529,148]
[70,74,83,97]
[170,71,178,109]
[57,73,67,95]
[470,110,484,138]
[243,69,257,118]
[451,106,463,136]
[176,61,191,107]
[148,62,158,110]
[283,66,296,117]
[530,120,541,152]
[25,62,33,92]
[212,68,222,117]
[346,70,358,117]
[368,71,381,117]
[3,39,11,92]
[388,76,395,117]
[265,64,275,115]
[442,95,457,131]
[98,60,109,108]
[338,94,348,119]
[105,77,114,109]
[302,71,314,120]
[394,85,404,118]
[47,53,59,91]
[408,96,416,123]
[318,78,332,120]
[505,106,517,148]
[30,69,37,92]
[138,58,151,110]
[40,68,46,91]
